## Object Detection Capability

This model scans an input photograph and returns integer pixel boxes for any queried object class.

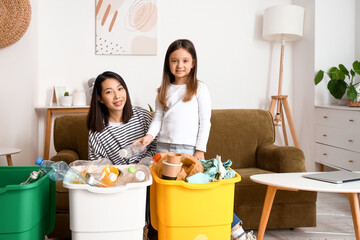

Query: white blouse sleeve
[195,82,212,152]
[147,97,164,138]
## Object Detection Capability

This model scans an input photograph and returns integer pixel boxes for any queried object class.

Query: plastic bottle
[36,157,86,184]
[138,156,153,167]
[119,142,147,159]
[20,169,46,185]
[115,165,148,185]
[85,165,122,187]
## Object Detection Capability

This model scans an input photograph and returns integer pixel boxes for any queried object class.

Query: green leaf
[339,64,349,77]
[314,70,324,85]
[327,79,347,99]
[347,85,358,101]
[328,67,345,80]
[327,67,337,79]
[148,104,154,112]
[64,92,69,96]
[351,69,355,78]
[353,60,360,75]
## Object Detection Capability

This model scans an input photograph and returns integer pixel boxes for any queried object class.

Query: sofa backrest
[205,109,275,169]
[53,114,89,160]
[53,109,275,167]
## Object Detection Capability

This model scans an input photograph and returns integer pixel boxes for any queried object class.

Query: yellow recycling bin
[150,166,241,240]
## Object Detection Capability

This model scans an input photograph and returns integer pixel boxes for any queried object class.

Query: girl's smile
[169,48,195,84]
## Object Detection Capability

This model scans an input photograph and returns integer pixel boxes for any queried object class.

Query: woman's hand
[194,150,205,160]
[134,134,154,147]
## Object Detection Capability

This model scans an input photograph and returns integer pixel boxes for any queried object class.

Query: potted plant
[314,60,360,106]
[61,91,72,107]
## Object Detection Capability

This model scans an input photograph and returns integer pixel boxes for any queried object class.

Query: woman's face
[99,78,127,119]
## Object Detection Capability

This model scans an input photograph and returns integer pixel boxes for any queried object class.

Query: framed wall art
[95,0,158,55]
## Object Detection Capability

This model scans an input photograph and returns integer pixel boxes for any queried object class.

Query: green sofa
[48,109,317,238]
[205,109,317,229]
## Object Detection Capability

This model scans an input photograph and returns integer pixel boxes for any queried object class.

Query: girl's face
[169,48,195,84]
[99,78,127,120]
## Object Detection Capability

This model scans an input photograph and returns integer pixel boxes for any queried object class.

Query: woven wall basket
[0,0,32,49]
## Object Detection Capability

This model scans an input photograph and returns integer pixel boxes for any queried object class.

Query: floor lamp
[263,5,304,148]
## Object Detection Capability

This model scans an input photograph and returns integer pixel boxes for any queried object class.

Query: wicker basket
[347,100,360,107]
[0,0,32,49]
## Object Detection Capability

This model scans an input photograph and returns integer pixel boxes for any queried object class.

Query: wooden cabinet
[315,105,360,171]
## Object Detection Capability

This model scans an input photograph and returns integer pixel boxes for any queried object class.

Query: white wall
[0,0,39,166]
[4,0,355,167]
[314,0,356,106]
[293,0,315,171]
[35,0,292,160]
[357,0,360,59]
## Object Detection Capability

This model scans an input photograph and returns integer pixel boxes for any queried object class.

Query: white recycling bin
[63,165,152,240]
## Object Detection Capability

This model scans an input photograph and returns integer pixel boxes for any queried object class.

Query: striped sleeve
[88,106,157,165]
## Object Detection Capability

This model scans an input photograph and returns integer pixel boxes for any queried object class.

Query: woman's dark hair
[87,71,133,132]
[158,39,198,110]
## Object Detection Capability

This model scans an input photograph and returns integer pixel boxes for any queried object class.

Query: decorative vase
[72,91,86,106]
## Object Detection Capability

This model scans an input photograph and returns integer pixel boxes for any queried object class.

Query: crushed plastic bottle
[35,157,86,184]
[85,165,122,187]
[138,156,153,167]
[115,165,149,185]
[119,142,147,159]
[20,169,46,185]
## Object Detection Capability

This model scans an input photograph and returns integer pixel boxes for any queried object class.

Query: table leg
[257,186,278,240]
[6,154,13,166]
[345,193,360,240]
[43,109,52,160]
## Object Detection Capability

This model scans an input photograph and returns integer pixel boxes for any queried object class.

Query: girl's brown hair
[158,39,198,110]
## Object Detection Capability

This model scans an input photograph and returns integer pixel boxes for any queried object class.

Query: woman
[87,71,156,165]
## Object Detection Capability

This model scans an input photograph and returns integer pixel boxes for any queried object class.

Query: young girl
[87,71,157,165]
[137,39,255,240]
[137,39,211,160]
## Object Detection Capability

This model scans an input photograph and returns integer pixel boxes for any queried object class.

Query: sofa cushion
[206,109,275,169]
[53,114,89,160]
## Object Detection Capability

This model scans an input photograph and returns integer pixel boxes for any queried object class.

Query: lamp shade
[263,5,304,41]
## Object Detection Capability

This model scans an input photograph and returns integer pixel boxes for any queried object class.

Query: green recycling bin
[0,166,56,240]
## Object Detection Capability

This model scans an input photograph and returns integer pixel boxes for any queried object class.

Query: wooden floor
[253,192,357,240]
[47,192,357,240]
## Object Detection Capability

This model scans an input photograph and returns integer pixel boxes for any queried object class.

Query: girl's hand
[194,150,205,160]
[134,134,154,147]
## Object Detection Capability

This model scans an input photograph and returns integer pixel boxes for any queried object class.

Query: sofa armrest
[256,144,306,173]
[50,150,80,165]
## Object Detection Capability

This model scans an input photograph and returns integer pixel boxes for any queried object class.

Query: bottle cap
[119,149,128,158]
[30,171,39,179]
[35,157,44,165]
[128,166,136,174]
[135,171,146,181]
[153,154,161,162]
[108,173,118,182]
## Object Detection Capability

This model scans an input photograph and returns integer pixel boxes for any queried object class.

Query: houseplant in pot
[61,91,72,107]
[314,60,360,106]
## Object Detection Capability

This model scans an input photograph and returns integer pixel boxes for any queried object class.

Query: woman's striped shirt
[88,106,157,165]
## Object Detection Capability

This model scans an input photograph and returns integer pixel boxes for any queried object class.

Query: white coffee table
[251,172,360,240]
[0,147,21,166]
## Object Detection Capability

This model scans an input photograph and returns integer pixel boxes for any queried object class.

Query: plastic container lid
[35,157,44,165]
[128,166,136,174]
[152,154,161,162]
[135,171,145,182]
[108,173,118,182]
[119,149,128,158]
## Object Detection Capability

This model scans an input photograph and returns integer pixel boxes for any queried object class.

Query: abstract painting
[95,0,158,55]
